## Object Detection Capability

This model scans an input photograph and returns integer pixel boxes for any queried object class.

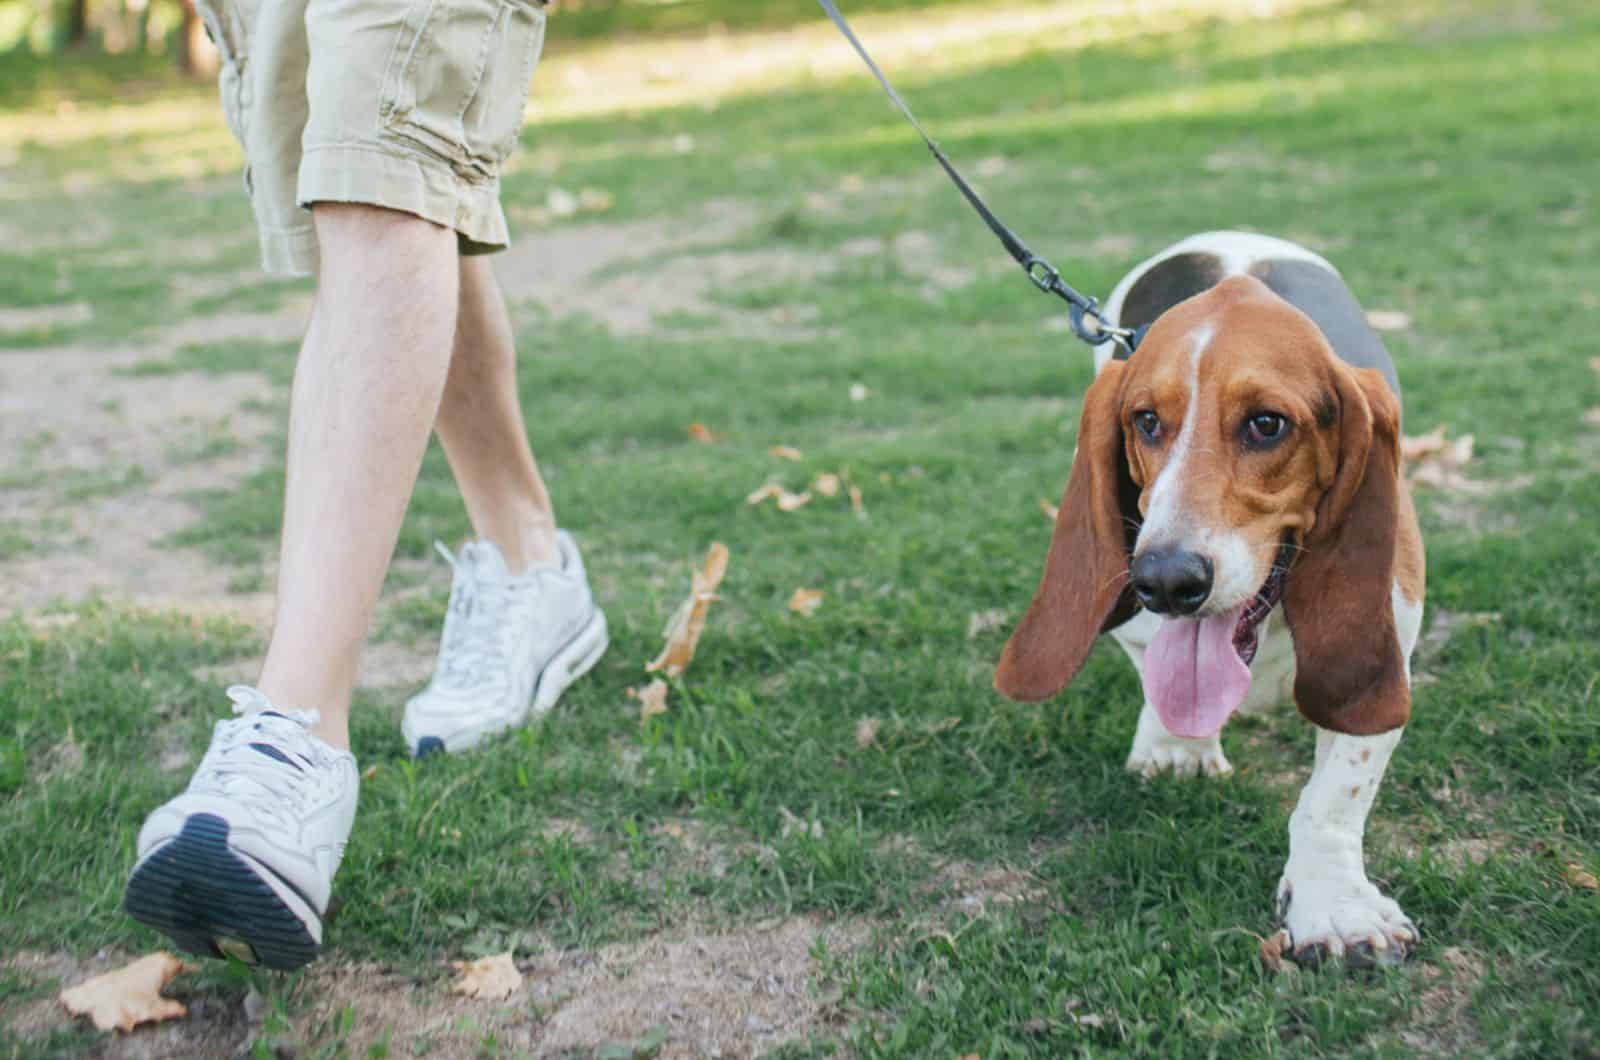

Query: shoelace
[433,542,517,691]
[188,686,331,829]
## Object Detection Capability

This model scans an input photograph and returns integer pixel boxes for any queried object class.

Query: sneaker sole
[123,813,320,971]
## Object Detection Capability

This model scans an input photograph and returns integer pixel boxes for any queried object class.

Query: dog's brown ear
[995,363,1141,701]
[1284,365,1409,734]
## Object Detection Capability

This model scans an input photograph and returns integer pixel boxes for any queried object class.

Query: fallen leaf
[1588,357,1600,375]
[687,422,717,443]
[646,543,729,677]
[1366,309,1411,331]
[1258,929,1294,974]
[659,821,685,839]
[59,953,192,1032]
[577,187,614,212]
[848,484,866,519]
[967,609,1008,639]
[849,383,870,402]
[788,587,824,616]
[779,806,823,839]
[1564,862,1599,890]
[546,186,579,218]
[855,717,880,748]
[629,678,670,721]
[1040,497,1060,522]
[813,472,841,497]
[361,764,380,781]
[746,482,812,510]
[1402,426,1483,492]
[450,952,522,1000]
[769,445,803,461]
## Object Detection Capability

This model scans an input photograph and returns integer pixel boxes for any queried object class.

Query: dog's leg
[1276,726,1415,965]
[1113,614,1232,778]
[1126,701,1232,778]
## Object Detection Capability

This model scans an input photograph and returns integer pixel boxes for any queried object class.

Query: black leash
[815,0,1142,356]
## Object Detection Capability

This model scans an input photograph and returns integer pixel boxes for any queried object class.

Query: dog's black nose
[1131,548,1213,616]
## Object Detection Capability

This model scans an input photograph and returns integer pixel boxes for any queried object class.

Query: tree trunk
[64,0,90,48]
[177,0,219,77]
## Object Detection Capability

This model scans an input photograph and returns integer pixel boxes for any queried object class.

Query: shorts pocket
[380,0,547,180]
[194,0,249,145]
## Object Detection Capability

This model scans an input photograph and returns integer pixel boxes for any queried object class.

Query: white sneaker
[123,686,359,970]
[401,531,608,757]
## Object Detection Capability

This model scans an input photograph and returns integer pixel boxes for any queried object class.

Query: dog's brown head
[994,275,1408,736]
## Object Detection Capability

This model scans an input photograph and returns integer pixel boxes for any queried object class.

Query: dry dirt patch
[9,915,865,1058]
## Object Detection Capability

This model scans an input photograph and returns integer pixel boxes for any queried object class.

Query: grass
[3,0,1600,1056]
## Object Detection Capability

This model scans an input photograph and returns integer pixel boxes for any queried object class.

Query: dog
[995,231,1423,966]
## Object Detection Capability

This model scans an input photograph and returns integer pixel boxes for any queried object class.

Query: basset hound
[996,231,1423,966]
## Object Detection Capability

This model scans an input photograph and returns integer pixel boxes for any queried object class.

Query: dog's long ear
[1284,364,1409,734]
[995,363,1141,701]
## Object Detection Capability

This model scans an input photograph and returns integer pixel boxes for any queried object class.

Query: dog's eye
[1244,412,1290,448]
[1132,410,1162,442]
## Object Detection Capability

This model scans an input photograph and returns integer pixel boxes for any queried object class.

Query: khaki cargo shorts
[196,0,548,275]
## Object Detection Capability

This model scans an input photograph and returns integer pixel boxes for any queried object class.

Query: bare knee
[310,202,455,275]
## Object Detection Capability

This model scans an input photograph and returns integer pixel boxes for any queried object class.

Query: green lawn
[3,0,1599,1056]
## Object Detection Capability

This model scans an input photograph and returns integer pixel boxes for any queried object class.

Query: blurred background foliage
[0,0,937,108]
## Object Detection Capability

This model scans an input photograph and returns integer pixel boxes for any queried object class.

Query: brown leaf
[770,445,803,461]
[813,472,842,497]
[687,422,717,443]
[1039,497,1060,522]
[1564,862,1599,890]
[855,717,881,748]
[746,482,812,511]
[450,952,522,1000]
[1258,929,1294,974]
[1366,309,1411,331]
[361,764,380,781]
[646,543,729,677]
[629,678,670,721]
[967,609,1008,639]
[59,953,192,1032]
[848,484,866,519]
[788,588,824,617]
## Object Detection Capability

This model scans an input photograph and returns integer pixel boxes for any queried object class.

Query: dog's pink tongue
[1142,608,1252,739]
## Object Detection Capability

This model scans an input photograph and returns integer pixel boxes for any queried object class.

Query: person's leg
[434,255,558,573]
[255,203,461,749]
[399,255,608,758]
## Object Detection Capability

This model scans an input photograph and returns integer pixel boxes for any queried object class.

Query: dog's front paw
[1276,871,1417,967]
[1125,729,1231,779]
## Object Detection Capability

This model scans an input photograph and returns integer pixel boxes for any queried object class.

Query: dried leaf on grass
[646,542,729,677]
[1564,862,1599,890]
[1258,929,1295,974]
[788,588,824,617]
[1402,426,1486,493]
[686,422,717,443]
[745,482,812,511]
[59,953,192,1032]
[1366,309,1412,331]
[629,678,670,721]
[1401,425,1473,466]
[813,472,841,497]
[967,609,1008,639]
[849,484,866,519]
[769,445,803,461]
[450,952,522,1000]
[1040,497,1060,522]
[855,717,880,748]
